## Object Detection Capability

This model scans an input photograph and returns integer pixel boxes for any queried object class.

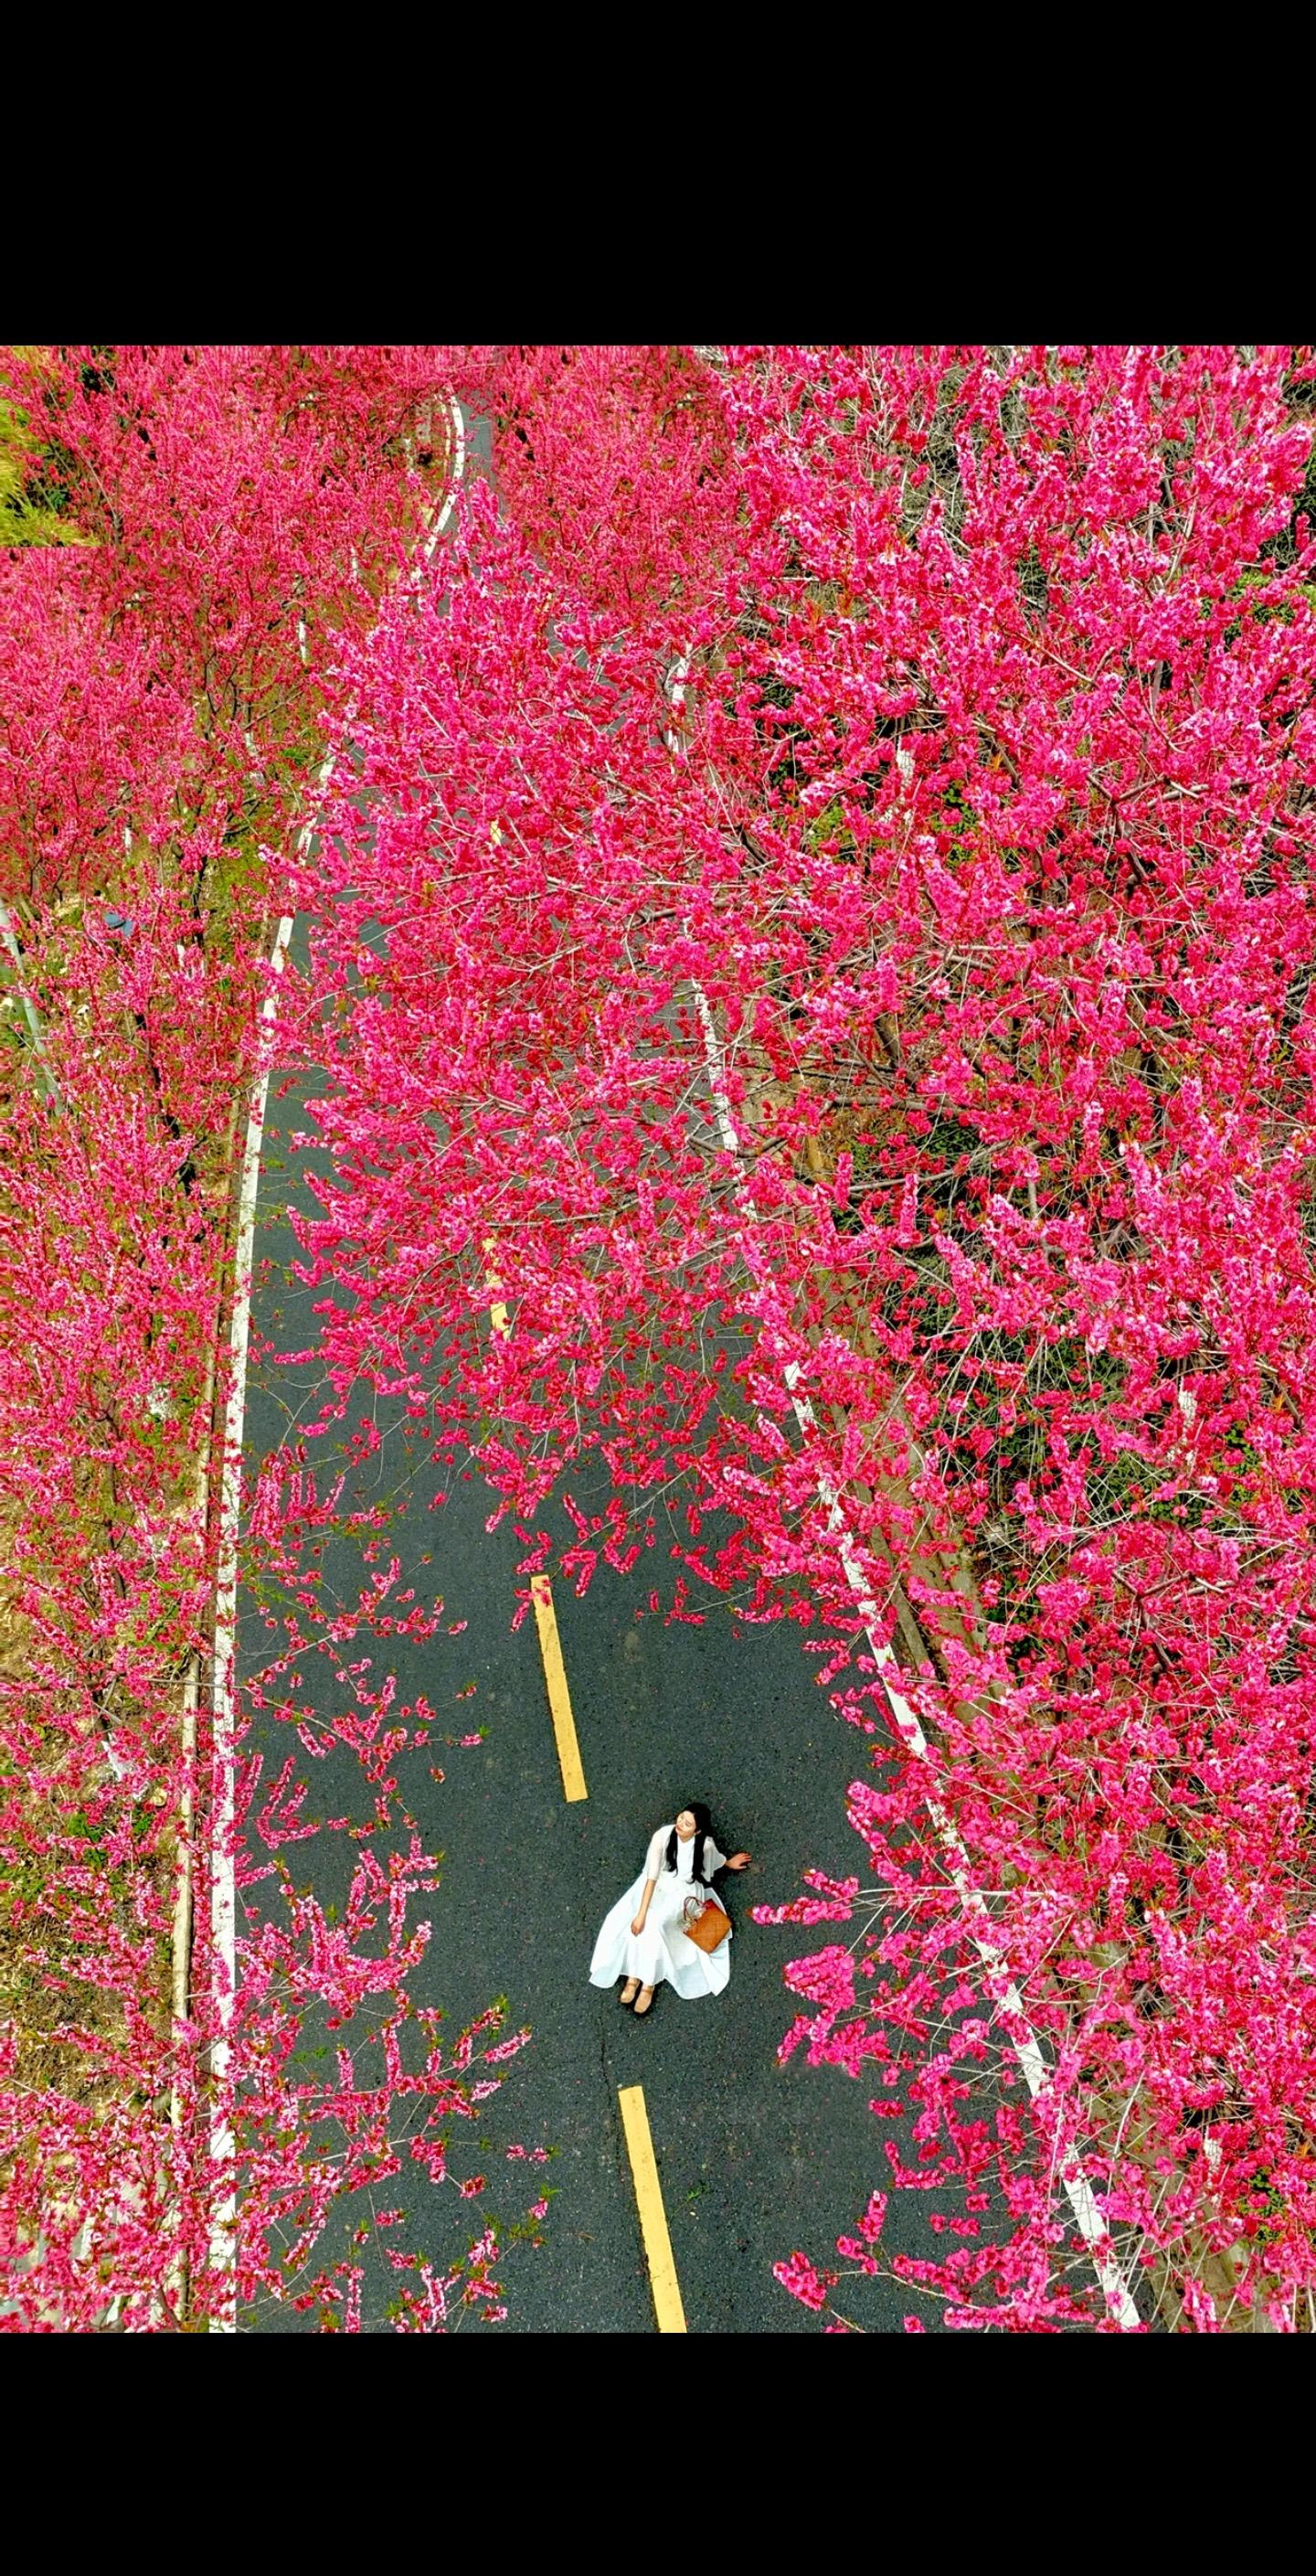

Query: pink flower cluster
[0,346,542,2328]
[281,344,1316,2329]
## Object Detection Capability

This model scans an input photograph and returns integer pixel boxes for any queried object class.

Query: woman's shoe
[633,1985,655,2017]
[620,1979,640,2007]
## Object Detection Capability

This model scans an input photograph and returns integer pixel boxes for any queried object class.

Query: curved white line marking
[670,645,1139,2330]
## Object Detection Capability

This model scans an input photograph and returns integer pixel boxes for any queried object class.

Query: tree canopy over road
[5,346,1316,2331]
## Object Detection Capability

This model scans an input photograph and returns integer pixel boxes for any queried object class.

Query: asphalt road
[239,1046,947,2333]
[239,409,944,2332]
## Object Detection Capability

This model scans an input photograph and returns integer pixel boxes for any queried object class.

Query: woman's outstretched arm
[707,1839,751,1874]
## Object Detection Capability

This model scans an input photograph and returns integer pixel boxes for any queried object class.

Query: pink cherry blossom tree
[0,346,542,2330]
[285,344,1316,2330]
[9,341,1314,2331]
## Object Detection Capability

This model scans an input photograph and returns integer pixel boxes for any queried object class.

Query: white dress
[589,1825,731,1999]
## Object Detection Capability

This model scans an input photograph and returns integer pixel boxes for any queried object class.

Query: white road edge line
[668,653,1140,2332]
[206,399,466,2329]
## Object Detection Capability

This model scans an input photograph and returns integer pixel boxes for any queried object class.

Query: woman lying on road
[589,1803,751,2017]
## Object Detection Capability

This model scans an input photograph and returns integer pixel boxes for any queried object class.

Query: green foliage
[0,368,92,548]
[803,794,856,861]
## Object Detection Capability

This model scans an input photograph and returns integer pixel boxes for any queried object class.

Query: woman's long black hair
[664,1802,716,1885]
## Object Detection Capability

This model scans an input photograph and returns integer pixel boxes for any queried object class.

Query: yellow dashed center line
[484,1230,678,2336]
[483,1238,510,1340]
[531,1574,588,1802]
[483,1237,587,1802]
[618,2085,687,2333]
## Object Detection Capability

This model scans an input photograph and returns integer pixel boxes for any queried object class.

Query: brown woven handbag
[682,1891,731,1954]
